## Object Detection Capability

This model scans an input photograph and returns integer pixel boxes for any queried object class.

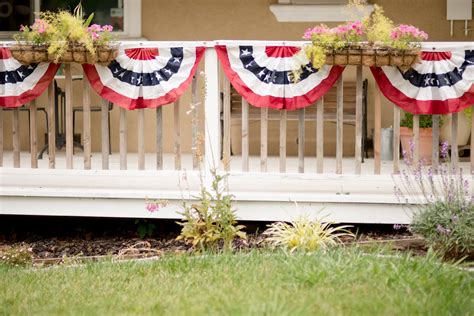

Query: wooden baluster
[64,64,73,169]
[413,115,420,165]
[156,107,163,170]
[138,109,145,170]
[119,108,127,170]
[47,82,56,169]
[174,100,181,170]
[83,79,91,170]
[451,112,459,171]
[191,76,199,170]
[336,77,343,174]
[260,107,268,172]
[12,108,20,168]
[298,108,305,173]
[432,115,440,170]
[471,105,474,174]
[29,100,38,168]
[223,75,231,171]
[393,106,400,174]
[0,108,3,167]
[316,97,324,173]
[279,110,287,173]
[374,85,381,174]
[242,98,249,172]
[101,99,109,170]
[354,65,363,174]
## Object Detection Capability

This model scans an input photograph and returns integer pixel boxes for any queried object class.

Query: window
[0,0,141,38]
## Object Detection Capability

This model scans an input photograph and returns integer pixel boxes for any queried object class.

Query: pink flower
[146,202,159,213]
[102,25,113,32]
[90,32,100,40]
[19,25,26,32]
[88,24,102,32]
[32,19,48,34]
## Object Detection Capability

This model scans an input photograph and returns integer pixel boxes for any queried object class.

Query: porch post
[204,46,221,183]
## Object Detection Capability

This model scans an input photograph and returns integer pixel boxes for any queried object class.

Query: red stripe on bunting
[215,45,345,110]
[0,63,60,108]
[83,47,205,110]
[370,67,474,115]
[421,51,452,61]
[0,48,12,59]
[265,46,300,58]
[125,48,159,60]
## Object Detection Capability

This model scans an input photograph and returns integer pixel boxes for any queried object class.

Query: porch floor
[2,151,471,174]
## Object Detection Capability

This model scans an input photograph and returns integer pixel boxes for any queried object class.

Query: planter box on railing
[324,45,420,69]
[9,43,118,65]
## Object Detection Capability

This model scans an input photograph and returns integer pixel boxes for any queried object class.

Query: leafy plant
[0,245,33,267]
[400,112,433,128]
[134,219,156,239]
[13,2,115,62]
[263,211,354,253]
[176,169,246,252]
[394,141,474,260]
[364,4,394,45]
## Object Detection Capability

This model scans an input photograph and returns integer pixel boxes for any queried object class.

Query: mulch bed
[0,217,426,265]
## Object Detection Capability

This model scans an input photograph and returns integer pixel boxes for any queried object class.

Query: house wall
[4,0,474,157]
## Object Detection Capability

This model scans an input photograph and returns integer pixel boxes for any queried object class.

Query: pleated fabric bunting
[0,47,60,108]
[83,46,205,110]
[215,44,344,110]
[371,45,474,114]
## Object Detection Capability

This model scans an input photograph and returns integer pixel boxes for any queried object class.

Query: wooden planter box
[9,43,118,65]
[325,45,420,69]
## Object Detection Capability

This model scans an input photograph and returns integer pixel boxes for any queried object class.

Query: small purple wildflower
[436,224,451,235]
[146,202,159,213]
[440,141,449,159]
[393,224,403,230]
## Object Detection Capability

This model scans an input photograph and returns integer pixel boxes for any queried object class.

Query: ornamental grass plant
[263,208,354,253]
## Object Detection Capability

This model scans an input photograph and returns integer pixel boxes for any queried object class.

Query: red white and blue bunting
[0,47,59,108]
[215,45,344,110]
[83,46,205,110]
[371,45,474,114]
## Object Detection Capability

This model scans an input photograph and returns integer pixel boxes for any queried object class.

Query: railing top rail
[1,40,472,49]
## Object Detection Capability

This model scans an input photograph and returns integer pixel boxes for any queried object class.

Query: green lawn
[1,248,473,315]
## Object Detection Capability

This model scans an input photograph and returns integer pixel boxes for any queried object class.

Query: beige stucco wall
[5,0,474,157]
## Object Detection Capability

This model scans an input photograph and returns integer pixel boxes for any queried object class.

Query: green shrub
[176,170,246,252]
[410,201,474,260]
[394,140,474,260]
[400,112,433,128]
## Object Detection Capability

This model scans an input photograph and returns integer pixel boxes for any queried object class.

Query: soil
[0,216,426,265]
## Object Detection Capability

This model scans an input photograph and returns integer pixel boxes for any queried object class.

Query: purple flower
[88,24,102,32]
[440,141,449,159]
[436,224,451,235]
[393,224,403,230]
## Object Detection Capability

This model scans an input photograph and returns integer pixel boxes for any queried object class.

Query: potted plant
[400,112,433,164]
[440,107,472,147]
[300,4,427,71]
[10,2,117,65]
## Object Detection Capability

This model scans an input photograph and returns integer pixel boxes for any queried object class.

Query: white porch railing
[1,41,473,223]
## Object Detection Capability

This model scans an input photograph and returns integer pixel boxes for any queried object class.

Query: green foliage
[400,112,433,128]
[134,219,157,239]
[13,2,115,62]
[364,4,394,44]
[176,170,246,252]
[2,249,473,315]
[0,245,32,267]
[411,201,474,260]
[263,212,354,253]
